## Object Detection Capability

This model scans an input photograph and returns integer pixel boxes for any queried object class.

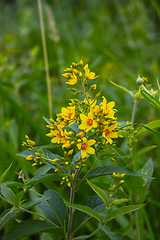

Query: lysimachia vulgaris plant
[0,60,156,240]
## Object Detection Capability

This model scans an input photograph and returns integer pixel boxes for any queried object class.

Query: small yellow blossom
[102,124,118,144]
[77,137,96,159]
[46,125,67,144]
[83,64,98,80]
[57,106,76,126]
[79,112,97,132]
[100,96,116,118]
[66,73,78,85]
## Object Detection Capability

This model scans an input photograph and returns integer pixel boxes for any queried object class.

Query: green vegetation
[0,0,160,239]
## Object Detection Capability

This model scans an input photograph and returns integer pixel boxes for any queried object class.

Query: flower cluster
[62,60,98,85]
[23,61,120,187]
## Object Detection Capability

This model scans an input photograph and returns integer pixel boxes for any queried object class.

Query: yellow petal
[86,146,95,155]
[81,150,87,159]
[87,139,96,146]
[80,114,88,122]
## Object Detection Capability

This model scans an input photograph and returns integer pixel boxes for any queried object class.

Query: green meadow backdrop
[0,0,160,239]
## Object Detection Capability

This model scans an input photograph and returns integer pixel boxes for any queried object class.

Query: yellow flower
[58,106,76,125]
[77,137,96,159]
[100,96,116,117]
[83,64,98,80]
[102,124,118,144]
[46,125,67,144]
[79,112,97,132]
[66,73,78,85]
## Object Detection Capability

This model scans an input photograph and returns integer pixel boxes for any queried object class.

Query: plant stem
[75,156,99,191]
[72,225,103,240]
[131,98,138,128]
[130,97,140,240]
[19,206,58,227]
[67,168,80,240]
[37,0,53,118]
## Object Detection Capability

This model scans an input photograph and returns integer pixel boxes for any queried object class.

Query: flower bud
[26,155,34,161]
[136,77,144,85]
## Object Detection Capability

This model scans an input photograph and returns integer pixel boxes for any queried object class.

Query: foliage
[0,0,160,239]
[0,59,158,240]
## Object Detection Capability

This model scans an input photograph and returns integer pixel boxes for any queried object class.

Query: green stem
[71,203,106,238]
[72,225,103,240]
[19,206,58,227]
[67,168,80,240]
[129,98,138,157]
[130,97,140,240]
[131,98,138,128]
[37,0,53,118]
[75,156,99,191]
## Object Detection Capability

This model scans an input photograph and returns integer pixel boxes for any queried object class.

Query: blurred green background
[0,0,160,239]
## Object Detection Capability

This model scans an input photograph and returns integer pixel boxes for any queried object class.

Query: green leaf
[4,181,25,188]
[1,220,64,240]
[136,120,160,135]
[105,205,142,223]
[14,189,27,207]
[43,117,51,124]
[26,173,63,186]
[131,145,157,162]
[0,208,22,231]
[139,159,154,203]
[85,165,148,182]
[34,144,60,150]
[38,190,68,227]
[72,195,105,231]
[139,125,160,137]
[125,175,145,196]
[0,198,49,230]
[86,179,109,205]
[110,81,134,97]
[35,165,51,176]
[102,226,133,240]
[91,182,129,199]
[111,146,129,164]
[17,150,35,158]
[110,198,130,207]
[141,89,160,112]
[0,163,13,185]
[1,184,15,204]
[67,203,102,222]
